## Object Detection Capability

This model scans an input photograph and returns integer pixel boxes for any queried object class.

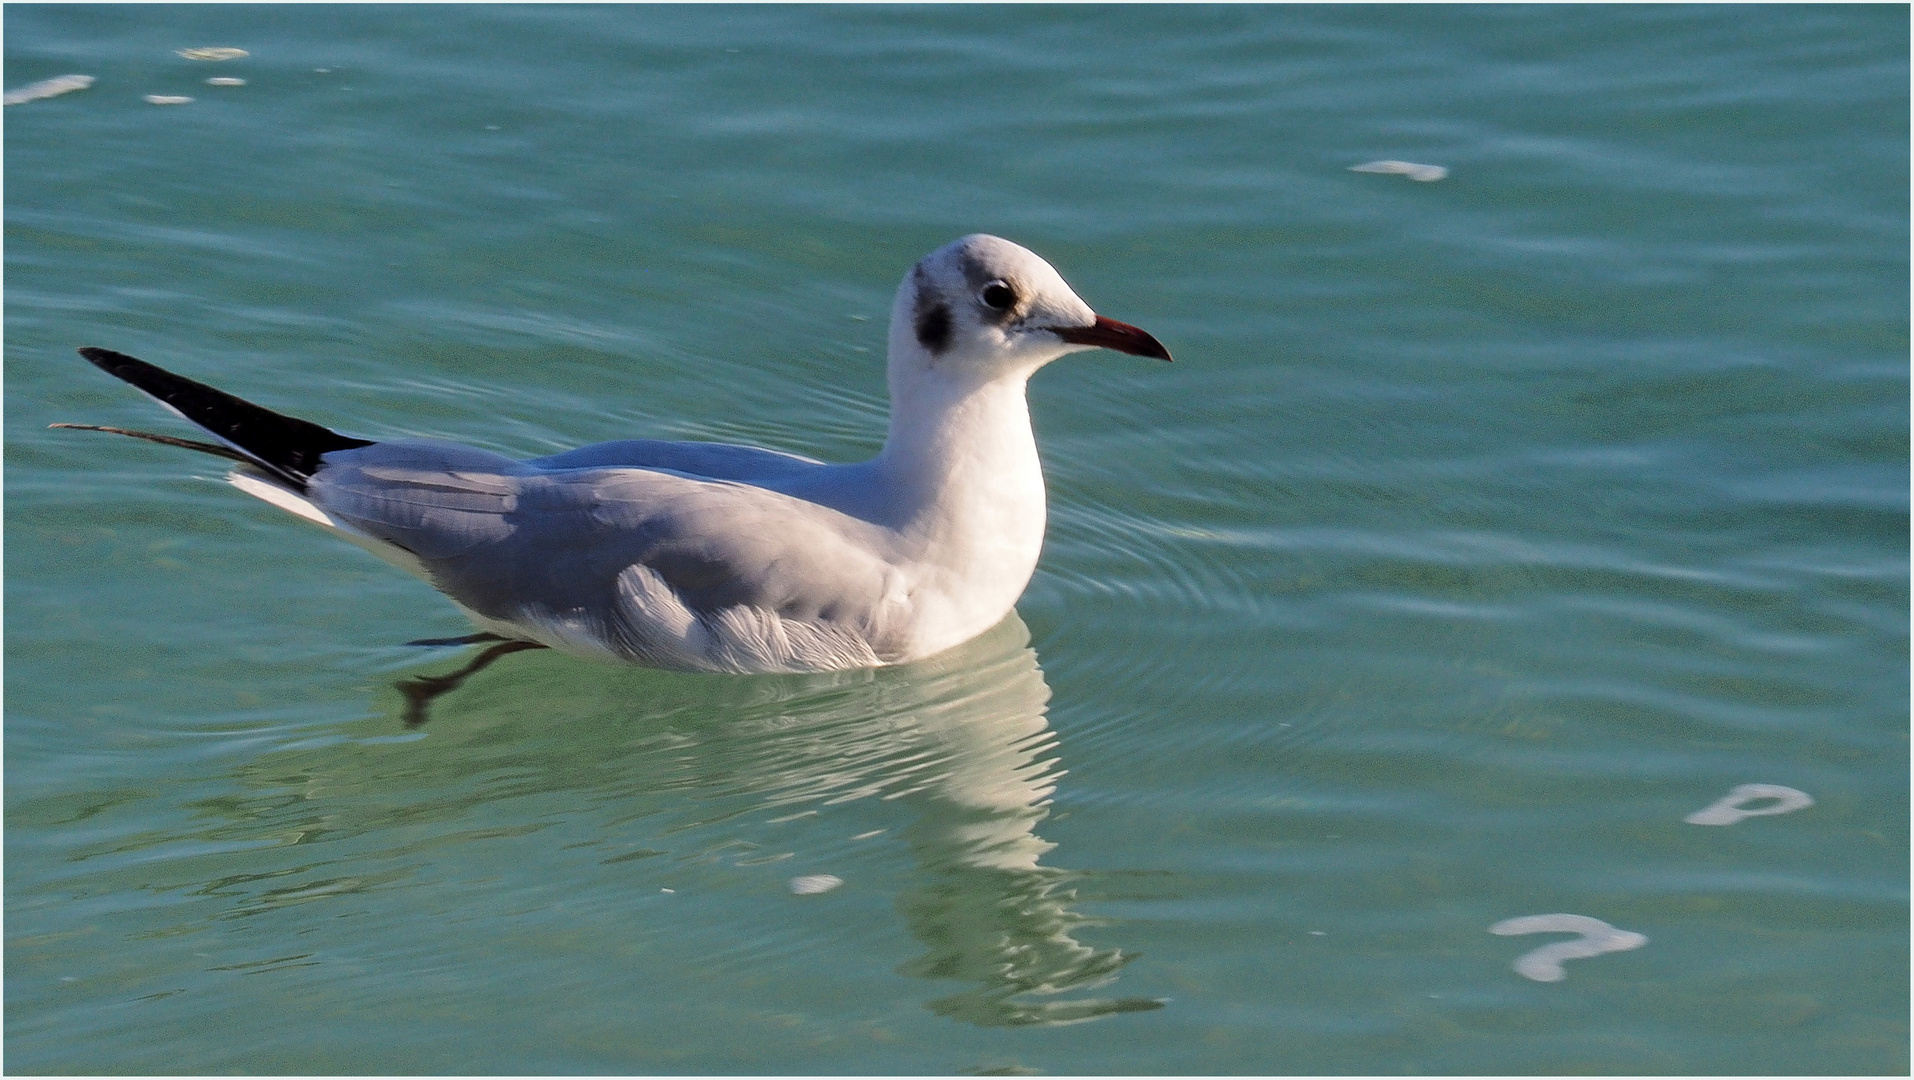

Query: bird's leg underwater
[405,632,513,647]
[58,420,546,725]
[49,423,256,462]
[397,640,547,728]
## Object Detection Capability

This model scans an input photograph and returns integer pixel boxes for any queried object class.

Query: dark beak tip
[1055,315,1174,363]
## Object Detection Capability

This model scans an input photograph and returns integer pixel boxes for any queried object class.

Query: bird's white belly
[490,555,1036,674]
[891,548,1041,663]
[488,563,887,674]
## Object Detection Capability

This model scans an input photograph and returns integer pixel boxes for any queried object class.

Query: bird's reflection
[858,623,1163,1026]
[203,615,1158,1027]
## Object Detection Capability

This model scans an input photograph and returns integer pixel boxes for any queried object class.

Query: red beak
[1052,315,1173,362]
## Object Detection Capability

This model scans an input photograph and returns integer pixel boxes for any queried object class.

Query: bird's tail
[61,347,374,491]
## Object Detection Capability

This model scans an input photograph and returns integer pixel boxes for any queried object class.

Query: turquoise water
[6,4,1906,1073]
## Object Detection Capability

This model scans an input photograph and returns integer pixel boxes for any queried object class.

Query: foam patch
[1490,914,1647,982]
[1685,783,1814,825]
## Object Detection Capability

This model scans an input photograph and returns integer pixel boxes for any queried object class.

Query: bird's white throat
[874,362,1049,655]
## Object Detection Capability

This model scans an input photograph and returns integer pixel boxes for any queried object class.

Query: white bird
[61,235,1171,675]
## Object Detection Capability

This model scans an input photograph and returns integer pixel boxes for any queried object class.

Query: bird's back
[527,438,824,481]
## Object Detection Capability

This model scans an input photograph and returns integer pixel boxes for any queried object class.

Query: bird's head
[888,235,1171,384]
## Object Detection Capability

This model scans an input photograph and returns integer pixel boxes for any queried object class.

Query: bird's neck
[876,363,1048,631]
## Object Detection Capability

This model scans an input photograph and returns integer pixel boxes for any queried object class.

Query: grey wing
[527,439,823,481]
[305,439,526,558]
[307,440,905,670]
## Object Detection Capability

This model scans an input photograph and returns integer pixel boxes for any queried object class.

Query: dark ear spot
[915,301,951,355]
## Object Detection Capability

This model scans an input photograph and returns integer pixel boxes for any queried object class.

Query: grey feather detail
[305,439,907,670]
[529,439,822,478]
[308,441,520,559]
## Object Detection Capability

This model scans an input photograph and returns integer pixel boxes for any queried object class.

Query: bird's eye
[978,281,1017,311]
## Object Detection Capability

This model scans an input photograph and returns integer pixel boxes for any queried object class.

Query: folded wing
[308,441,907,671]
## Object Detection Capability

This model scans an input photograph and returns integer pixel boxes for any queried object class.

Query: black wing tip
[78,346,178,389]
[78,345,138,370]
[72,345,376,491]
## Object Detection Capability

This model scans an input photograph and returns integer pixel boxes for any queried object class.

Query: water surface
[6,5,1907,1074]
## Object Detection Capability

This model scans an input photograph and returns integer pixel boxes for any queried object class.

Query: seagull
[59,235,1172,677]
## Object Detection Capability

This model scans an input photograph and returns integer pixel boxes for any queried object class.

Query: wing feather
[305,440,906,668]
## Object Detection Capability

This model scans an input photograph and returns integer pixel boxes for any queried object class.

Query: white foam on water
[144,95,193,106]
[5,74,94,106]
[205,77,247,87]
[1685,783,1814,825]
[1489,914,1647,982]
[1349,159,1449,182]
[177,47,249,61]
[787,874,843,895]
